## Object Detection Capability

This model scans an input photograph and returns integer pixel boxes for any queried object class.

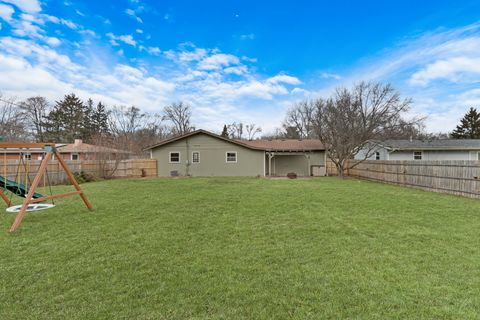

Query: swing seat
[6,203,55,213]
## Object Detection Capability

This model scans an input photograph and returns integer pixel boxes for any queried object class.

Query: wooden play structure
[0,143,93,232]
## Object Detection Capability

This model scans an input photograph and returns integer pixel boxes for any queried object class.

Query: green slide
[0,175,44,199]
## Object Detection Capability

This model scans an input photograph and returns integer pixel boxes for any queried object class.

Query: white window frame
[192,151,200,164]
[169,151,181,164]
[226,151,237,163]
[413,151,422,160]
[23,153,32,161]
[375,151,380,160]
[71,153,79,161]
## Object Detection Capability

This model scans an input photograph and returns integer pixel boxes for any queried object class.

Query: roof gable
[144,130,265,151]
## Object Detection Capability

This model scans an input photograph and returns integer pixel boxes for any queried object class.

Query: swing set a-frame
[0,142,93,232]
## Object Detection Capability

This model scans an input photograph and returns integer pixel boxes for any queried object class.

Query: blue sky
[1,0,480,133]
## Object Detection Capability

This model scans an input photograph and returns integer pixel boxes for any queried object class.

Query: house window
[23,153,31,161]
[169,152,180,163]
[413,151,422,160]
[226,152,237,163]
[375,152,380,160]
[71,153,79,160]
[192,152,200,163]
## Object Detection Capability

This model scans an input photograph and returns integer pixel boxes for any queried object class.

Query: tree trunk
[337,164,345,178]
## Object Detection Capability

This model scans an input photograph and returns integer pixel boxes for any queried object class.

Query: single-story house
[55,139,129,161]
[145,129,327,177]
[355,139,480,161]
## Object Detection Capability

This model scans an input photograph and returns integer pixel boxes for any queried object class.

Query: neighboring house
[355,139,480,161]
[145,129,326,177]
[56,139,129,160]
[1,139,129,161]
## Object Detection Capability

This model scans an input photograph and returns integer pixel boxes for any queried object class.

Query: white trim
[263,153,266,176]
[477,152,480,161]
[192,151,200,164]
[413,151,422,160]
[226,151,237,163]
[150,150,153,159]
[70,153,79,161]
[169,151,181,164]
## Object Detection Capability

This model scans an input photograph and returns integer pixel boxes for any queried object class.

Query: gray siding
[151,133,265,177]
[389,150,479,160]
[355,146,389,160]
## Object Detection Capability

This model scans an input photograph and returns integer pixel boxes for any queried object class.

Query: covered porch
[265,151,326,177]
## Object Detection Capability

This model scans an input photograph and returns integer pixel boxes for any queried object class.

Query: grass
[1,177,480,319]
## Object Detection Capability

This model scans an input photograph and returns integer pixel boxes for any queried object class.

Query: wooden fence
[332,160,480,198]
[0,159,157,185]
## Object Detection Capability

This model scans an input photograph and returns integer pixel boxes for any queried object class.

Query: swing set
[0,143,93,232]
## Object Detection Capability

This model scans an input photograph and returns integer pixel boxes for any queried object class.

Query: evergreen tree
[221,124,229,138]
[451,107,480,139]
[43,94,89,142]
[92,102,110,135]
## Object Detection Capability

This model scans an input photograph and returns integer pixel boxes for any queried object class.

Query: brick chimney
[74,139,83,146]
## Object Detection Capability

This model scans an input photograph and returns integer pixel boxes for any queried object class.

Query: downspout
[185,138,190,176]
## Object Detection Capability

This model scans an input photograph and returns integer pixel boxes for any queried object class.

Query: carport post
[268,152,274,177]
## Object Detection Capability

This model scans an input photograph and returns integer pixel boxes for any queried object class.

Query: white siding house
[355,140,480,161]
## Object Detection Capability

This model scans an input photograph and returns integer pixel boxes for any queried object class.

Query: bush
[73,171,99,184]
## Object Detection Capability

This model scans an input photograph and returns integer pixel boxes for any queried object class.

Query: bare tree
[109,106,171,156]
[109,106,148,156]
[162,102,194,136]
[110,106,146,136]
[89,133,131,179]
[245,123,262,140]
[282,100,316,138]
[20,96,49,141]
[227,122,244,139]
[0,95,29,141]
[313,81,421,177]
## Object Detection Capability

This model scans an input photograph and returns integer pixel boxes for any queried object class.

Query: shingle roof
[57,142,129,154]
[239,139,325,151]
[144,129,325,152]
[378,139,480,151]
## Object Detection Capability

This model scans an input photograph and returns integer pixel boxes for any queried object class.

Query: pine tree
[92,102,110,135]
[451,107,480,139]
[221,125,229,138]
[43,94,88,142]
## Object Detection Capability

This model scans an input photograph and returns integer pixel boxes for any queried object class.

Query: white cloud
[135,28,143,34]
[106,33,137,46]
[307,22,480,133]
[45,36,61,46]
[125,8,142,23]
[0,32,304,132]
[266,75,301,85]
[320,72,341,80]
[198,53,240,70]
[240,33,255,40]
[0,4,15,21]
[410,57,480,85]
[147,46,160,55]
[1,0,41,13]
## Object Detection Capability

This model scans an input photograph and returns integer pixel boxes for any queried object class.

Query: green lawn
[1,177,480,319]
